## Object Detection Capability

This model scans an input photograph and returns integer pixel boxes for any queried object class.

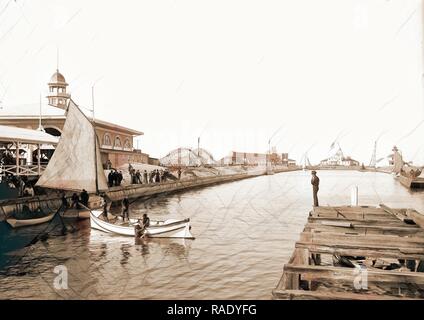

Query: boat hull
[398,175,424,189]
[90,211,194,239]
[6,212,56,228]
[61,208,91,219]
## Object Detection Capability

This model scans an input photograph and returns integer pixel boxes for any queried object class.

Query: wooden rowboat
[90,210,194,239]
[6,212,56,228]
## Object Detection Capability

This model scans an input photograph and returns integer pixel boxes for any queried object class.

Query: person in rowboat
[135,213,150,238]
[141,213,150,228]
[134,223,143,238]
[122,197,130,221]
[102,199,109,222]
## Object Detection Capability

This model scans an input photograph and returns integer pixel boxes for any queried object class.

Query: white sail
[392,149,404,174]
[36,100,108,193]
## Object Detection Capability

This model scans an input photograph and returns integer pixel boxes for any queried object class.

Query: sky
[1,0,424,165]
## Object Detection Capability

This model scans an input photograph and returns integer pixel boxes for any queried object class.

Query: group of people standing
[1,175,35,198]
[128,164,175,185]
[107,170,123,187]
[61,189,90,210]
[106,164,183,188]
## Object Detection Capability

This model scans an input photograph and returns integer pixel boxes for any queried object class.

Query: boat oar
[55,205,69,235]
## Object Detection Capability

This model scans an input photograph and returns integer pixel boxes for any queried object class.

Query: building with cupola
[319,146,360,167]
[0,69,150,169]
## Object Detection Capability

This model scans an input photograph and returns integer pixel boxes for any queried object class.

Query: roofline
[93,119,144,136]
[0,115,66,120]
[0,115,143,136]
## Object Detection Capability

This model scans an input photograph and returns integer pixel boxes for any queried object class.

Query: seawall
[106,171,265,201]
[0,167,301,220]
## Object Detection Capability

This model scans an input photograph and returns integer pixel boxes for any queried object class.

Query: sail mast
[94,123,99,194]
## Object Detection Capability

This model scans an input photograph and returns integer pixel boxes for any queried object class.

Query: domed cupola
[46,69,71,109]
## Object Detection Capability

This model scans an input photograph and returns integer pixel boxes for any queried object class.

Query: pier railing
[0,164,48,176]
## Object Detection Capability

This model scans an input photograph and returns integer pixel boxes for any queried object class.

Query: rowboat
[90,210,194,239]
[6,212,56,228]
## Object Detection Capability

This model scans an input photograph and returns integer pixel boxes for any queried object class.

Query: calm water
[0,170,423,300]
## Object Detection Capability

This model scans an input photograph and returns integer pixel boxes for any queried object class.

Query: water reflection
[0,171,423,299]
[120,244,132,266]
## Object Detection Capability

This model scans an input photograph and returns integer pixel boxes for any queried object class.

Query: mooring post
[351,185,358,206]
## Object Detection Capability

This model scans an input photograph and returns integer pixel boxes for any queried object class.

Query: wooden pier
[273,205,424,300]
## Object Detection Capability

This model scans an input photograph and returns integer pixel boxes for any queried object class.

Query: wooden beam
[295,241,424,260]
[313,207,388,217]
[313,206,385,215]
[282,248,310,290]
[308,216,413,227]
[305,222,424,236]
[284,264,424,285]
[300,231,424,248]
[406,209,424,230]
[272,289,420,300]
[314,212,397,220]
[320,221,353,228]
[380,204,415,224]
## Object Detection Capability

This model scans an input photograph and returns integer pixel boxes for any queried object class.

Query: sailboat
[36,99,108,218]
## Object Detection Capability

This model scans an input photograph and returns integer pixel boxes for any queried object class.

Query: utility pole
[91,76,104,121]
[369,141,377,168]
[37,93,44,131]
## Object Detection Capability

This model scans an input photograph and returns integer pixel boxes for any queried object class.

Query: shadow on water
[0,214,78,272]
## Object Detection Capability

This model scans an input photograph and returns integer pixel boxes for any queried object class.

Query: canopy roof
[0,125,59,145]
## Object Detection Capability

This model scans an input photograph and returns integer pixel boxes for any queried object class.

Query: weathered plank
[308,216,416,227]
[282,248,310,290]
[305,222,424,236]
[273,289,419,300]
[314,212,399,221]
[320,221,353,228]
[380,204,415,224]
[313,206,387,215]
[296,241,424,260]
[284,264,424,286]
[300,231,424,248]
[406,209,424,230]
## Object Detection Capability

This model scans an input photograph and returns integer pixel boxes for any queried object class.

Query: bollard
[351,185,358,206]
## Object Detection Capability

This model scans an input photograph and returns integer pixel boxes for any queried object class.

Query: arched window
[103,133,112,147]
[114,136,122,149]
[44,127,62,137]
[123,139,131,150]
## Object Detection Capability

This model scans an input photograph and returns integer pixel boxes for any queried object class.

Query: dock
[273,205,424,300]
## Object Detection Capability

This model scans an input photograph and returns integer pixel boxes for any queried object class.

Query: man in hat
[80,189,89,207]
[311,171,320,207]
